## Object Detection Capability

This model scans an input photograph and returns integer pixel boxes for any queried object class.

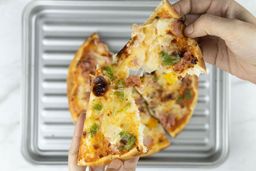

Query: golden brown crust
[141,139,170,157]
[145,0,180,24]
[78,145,141,166]
[187,39,207,74]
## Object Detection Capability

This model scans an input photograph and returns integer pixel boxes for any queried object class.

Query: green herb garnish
[115,79,125,89]
[116,102,131,113]
[160,51,180,66]
[114,90,125,100]
[89,123,99,137]
[102,66,114,80]
[118,131,136,151]
[177,95,183,104]
[93,102,103,111]
[184,89,192,100]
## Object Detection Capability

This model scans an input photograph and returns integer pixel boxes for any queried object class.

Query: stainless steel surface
[22,0,229,167]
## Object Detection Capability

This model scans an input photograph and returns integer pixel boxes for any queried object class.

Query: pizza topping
[125,76,141,87]
[93,102,103,111]
[173,51,198,72]
[184,89,192,100]
[93,76,108,96]
[102,66,115,80]
[143,136,153,147]
[181,76,192,86]
[161,93,175,102]
[160,115,176,129]
[160,51,180,66]
[146,117,158,128]
[170,20,184,37]
[89,123,99,137]
[163,73,178,84]
[115,79,125,89]
[78,56,96,74]
[114,90,125,100]
[118,131,136,151]
[177,88,193,107]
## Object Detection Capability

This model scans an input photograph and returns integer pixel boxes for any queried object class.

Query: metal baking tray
[22,0,230,167]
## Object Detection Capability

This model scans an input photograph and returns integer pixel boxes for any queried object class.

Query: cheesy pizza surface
[137,72,198,137]
[116,0,206,78]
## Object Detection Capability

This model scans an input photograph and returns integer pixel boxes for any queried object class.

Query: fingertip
[184,24,194,36]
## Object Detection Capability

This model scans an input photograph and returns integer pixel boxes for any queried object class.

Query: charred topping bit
[191,57,198,64]
[89,123,99,137]
[173,51,198,72]
[93,102,103,111]
[93,76,108,96]
[82,131,87,137]
[160,51,181,66]
[161,93,175,102]
[93,144,99,150]
[102,66,114,80]
[118,131,136,151]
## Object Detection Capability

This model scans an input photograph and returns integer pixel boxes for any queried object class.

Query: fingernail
[185,25,193,35]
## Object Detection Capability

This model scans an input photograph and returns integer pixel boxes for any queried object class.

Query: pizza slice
[77,67,147,166]
[115,0,206,78]
[136,72,198,137]
[67,33,112,122]
[133,91,170,156]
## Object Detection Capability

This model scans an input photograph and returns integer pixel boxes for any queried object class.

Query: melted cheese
[102,125,122,145]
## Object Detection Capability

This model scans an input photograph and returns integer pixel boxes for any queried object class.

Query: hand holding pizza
[174,0,256,83]
[68,113,139,171]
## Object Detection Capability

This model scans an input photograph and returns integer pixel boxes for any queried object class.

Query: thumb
[184,14,240,40]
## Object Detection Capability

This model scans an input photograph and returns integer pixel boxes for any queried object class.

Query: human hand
[68,113,139,171]
[174,0,256,83]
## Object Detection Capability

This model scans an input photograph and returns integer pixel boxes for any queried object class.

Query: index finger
[123,157,139,170]
[173,0,256,24]
[173,0,233,16]
[68,113,86,171]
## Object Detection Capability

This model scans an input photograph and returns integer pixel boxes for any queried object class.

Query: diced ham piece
[171,20,183,37]
[160,114,176,130]
[143,136,153,147]
[125,76,141,87]
[78,55,96,74]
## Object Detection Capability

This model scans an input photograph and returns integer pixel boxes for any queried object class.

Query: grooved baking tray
[22,0,229,167]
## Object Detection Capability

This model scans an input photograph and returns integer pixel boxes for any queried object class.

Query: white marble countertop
[0,0,256,170]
